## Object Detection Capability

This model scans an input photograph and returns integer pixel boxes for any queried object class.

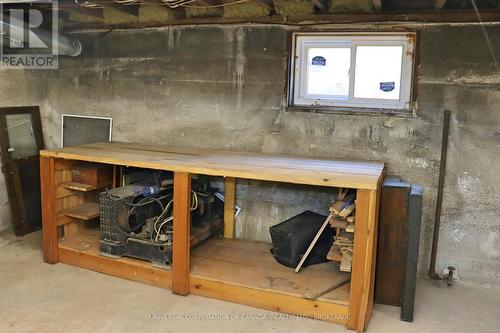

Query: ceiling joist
[51,0,500,28]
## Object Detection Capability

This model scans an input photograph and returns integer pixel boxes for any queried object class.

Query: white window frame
[290,32,416,112]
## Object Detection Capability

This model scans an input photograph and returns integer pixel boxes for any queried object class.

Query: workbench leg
[348,189,380,332]
[40,156,58,264]
[172,172,192,296]
[223,177,236,238]
[112,165,120,188]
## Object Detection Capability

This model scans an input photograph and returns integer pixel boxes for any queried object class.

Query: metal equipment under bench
[40,142,386,332]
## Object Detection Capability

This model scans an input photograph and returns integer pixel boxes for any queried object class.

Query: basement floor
[0,230,499,333]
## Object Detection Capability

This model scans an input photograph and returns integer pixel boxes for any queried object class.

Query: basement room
[0,0,499,332]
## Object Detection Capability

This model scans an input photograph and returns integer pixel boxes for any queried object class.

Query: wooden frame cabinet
[40,142,385,332]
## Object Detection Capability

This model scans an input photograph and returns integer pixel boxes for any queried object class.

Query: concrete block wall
[0,24,498,285]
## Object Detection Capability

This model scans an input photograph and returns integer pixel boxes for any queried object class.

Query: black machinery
[99,175,223,267]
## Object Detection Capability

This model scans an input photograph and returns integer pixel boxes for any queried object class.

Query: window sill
[285,105,415,117]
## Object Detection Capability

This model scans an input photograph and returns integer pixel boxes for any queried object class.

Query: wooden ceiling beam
[64,9,500,31]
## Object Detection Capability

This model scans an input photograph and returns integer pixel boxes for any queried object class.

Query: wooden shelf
[58,231,350,324]
[59,230,172,289]
[62,182,109,192]
[191,238,351,305]
[63,202,99,221]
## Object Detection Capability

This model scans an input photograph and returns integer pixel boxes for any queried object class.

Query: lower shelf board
[58,230,350,324]
[59,230,172,289]
[190,238,351,324]
[63,202,100,221]
[191,238,350,305]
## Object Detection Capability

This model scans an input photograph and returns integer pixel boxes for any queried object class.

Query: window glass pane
[306,47,351,98]
[354,46,403,100]
[5,113,38,158]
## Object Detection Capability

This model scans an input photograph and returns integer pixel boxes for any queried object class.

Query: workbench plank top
[40,142,385,190]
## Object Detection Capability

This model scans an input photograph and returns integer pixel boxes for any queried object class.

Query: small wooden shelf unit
[40,142,385,332]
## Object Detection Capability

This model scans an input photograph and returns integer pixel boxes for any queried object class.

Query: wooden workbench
[40,142,385,332]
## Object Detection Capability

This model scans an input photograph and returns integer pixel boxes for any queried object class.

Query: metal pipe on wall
[429,110,451,279]
[1,14,82,57]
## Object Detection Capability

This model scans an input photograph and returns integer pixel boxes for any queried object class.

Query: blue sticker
[312,56,326,66]
[380,82,395,92]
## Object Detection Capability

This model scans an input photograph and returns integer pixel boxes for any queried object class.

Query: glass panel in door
[4,113,39,158]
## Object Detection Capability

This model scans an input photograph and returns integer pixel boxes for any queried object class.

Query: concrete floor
[0,230,498,333]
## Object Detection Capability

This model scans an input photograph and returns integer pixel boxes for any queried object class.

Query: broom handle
[295,212,334,273]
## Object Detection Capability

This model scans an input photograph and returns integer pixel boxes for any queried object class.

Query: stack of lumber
[327,192,356,272]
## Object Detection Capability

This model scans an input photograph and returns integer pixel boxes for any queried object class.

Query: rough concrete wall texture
[0,24,498,286]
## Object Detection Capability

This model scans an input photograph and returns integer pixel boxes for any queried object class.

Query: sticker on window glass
[380,82,395,92]
[311,56,326,66]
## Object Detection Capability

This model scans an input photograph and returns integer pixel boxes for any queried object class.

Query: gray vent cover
[61,114,112,147]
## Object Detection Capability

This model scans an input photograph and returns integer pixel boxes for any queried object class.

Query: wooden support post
[172,171,191,296]
[112,165,120,188]
[40,156,59,264]
[348,189,380,332]
[223,177,236,238]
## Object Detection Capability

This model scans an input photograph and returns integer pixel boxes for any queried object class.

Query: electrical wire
[154,216,174,242]
[153,190,200,242]
[179,0,250,9]
[153,199,173,236]
[125,194,171,225]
